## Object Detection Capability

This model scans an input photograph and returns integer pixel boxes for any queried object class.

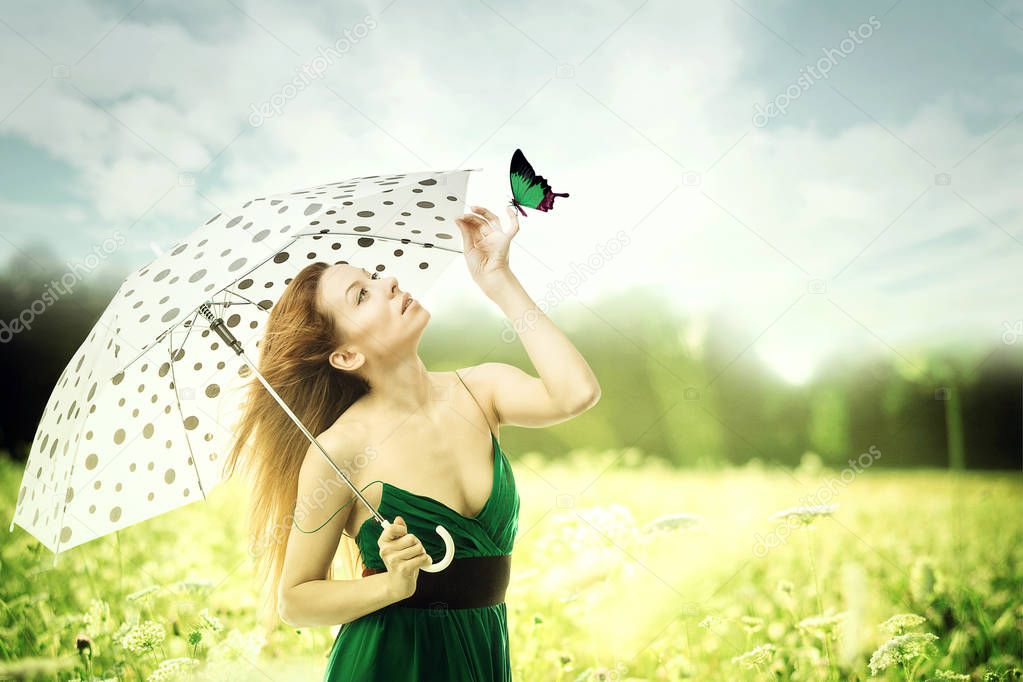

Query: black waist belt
[362,554,511,610]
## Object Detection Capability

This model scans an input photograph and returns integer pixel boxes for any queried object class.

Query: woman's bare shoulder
[306,411,371,474]
[452,364,501,432]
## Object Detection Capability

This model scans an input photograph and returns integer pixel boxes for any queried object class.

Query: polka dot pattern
[10,169,473,554]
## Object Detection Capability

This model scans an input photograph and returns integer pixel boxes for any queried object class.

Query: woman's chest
[342,435,496,537]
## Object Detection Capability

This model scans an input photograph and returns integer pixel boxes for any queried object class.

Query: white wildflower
[698,614,728,631]
[731,643,776,669]
[868,632,938,676]
[146,657,199,682]
[198,608,224,633]
[575,504,637,540]
[769,504,838,525]
[112,620,133,644]
[120,620,166,655]
[170,580,214,596]
[208,628,267,662]
[126,585,162,603]
[82,599,112,636]
[797,612,847,639]
[643,512,704,533]
[879,613,927,635]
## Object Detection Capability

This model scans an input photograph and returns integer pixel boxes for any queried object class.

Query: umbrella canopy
[10,168,476,571]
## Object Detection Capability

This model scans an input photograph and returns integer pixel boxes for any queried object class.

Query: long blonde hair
[223,261,371,632]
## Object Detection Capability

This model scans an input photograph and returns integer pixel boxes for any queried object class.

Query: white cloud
[0,0,1019,382]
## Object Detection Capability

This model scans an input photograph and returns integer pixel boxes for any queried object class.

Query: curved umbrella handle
[380,519,455,572]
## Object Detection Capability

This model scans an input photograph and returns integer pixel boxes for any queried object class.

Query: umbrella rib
[176,306,203,351]
[50,306,124,557]
[292,230,466,255]
[112,234,304,374]
[167,325,208,502]
[221,288,270,312]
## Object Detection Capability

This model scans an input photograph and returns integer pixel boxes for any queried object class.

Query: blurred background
[1,1,1020,680]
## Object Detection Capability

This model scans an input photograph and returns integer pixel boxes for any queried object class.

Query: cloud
[0,0,1019,381]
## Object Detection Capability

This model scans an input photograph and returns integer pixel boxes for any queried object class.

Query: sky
[1,0,1020,385]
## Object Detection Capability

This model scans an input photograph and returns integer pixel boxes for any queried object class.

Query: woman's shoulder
[310,413,371,472]
[450,364,502,433]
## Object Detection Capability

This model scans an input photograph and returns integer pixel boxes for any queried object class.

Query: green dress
[323,393,520,680]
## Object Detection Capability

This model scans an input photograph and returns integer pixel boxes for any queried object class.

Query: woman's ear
[329,347,364,372]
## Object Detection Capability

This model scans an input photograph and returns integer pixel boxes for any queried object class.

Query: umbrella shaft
[244,360,385,527]
[210,317,244,355]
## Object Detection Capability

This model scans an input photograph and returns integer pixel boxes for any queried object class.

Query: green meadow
[2,449,1020,681]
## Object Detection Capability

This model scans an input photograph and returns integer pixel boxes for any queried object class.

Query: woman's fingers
[457,213,494,249]
[470,205,519,241]
[505,205,520,239]
[455,217,482,250]
[458,205,516,252]
[470,206,501,231]
[381,535,416,555]
[379,516,406,543]
[461,213,491,235]
[395,543,427,561]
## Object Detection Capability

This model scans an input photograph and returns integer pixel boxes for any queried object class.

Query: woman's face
[317,263,428,371]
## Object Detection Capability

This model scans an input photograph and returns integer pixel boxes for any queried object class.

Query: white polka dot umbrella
[9,168,478,572]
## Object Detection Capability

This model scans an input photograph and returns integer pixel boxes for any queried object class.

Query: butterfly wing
[509,148,569,213]
[509,149,546,209]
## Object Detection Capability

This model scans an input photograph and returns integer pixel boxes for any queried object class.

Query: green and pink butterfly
[508,148,569,217]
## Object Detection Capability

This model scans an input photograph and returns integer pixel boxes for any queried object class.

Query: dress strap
[454,369,496,440]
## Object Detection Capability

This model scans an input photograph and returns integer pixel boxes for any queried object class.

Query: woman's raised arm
[455,205,601,426]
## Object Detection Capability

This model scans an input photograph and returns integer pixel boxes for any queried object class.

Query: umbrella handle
[380,518,455,572]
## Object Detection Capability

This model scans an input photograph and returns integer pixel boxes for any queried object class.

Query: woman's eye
[357,273,380,304]
[356,272,382,304]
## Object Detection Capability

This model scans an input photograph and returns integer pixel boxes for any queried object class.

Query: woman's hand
[377,515,432,601]
[455,205,520,295]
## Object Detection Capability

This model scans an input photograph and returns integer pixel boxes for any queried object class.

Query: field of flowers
[1,448,1020,681]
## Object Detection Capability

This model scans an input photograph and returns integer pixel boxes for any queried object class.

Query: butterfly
[509,148,569,217]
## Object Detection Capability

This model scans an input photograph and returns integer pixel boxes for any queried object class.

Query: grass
[2,448,1021,681]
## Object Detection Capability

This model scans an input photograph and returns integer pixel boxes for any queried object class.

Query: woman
[224,204,600,680]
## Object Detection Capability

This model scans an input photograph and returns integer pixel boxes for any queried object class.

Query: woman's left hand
[454,205,520,293]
